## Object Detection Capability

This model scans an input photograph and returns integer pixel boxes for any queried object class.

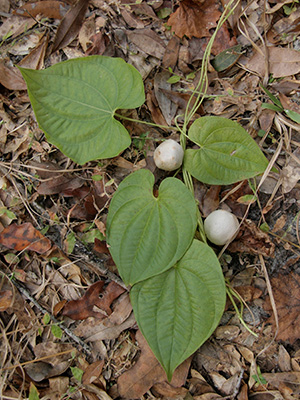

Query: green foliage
[130,239,226,380]
[51,324,63,339]
[184,116,269,185]
[19,56,145,164]
[29,382,40,400]
[70,366,84,382]
[106,169,197,285]
[21,53,269,381]
[211,44,242,72]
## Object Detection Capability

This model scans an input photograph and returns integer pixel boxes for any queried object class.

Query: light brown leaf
[117,330,191,399]
[245,47,300,78]
[264,272,300,344]
[0,290,13,311]
[62,280,125,320]
[167,0,221,39]
[127,28,165,59]
[14,1,69,19]
[0,222,52,254]
[0,61,27,91]
[52,0,90,53]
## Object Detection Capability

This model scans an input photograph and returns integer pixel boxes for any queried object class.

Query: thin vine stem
[179,0,240,242]
[114,112,177,131]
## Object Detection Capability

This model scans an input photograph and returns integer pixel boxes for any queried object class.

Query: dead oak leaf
[167,0,221,39]
[61,280,125,320]
[264,272,300,344]
[0,222,52,254]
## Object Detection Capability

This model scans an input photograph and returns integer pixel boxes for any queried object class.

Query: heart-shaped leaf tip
[106,169,198,286]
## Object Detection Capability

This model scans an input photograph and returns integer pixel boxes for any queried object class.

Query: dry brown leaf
[82,360,105,385]
[18,35,48,70]
[14,1,69,19]
[245,47,300,78]
[0,289,13,311]
[154,72,177,126]
[73,293,134,341]
[127,29,165,59]
[264,272,300,344]
[0,61,27,91]
[37,175,84,195]
[152,381,188,398]
[282,148,300,193]
[228,219,275,257]
[201,186,221,217]
[52,0,90,53]
[62,280,125,320]
[117,330,191,399]
[162,36,180,69]
[167,0,221,39]
[0,222,52,254]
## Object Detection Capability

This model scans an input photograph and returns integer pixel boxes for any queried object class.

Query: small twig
[11,278,92,358]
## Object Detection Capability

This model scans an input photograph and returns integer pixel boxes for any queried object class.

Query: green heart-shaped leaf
[184,116,269,185]
[130,239,226,381]
[106,169,197,286]
[19,56,145,164]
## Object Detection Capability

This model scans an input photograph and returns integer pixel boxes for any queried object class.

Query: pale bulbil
[154,139,184,171]
[204,209,239,246]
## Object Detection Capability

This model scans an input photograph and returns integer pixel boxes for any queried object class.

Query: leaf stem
[114,112,177,131]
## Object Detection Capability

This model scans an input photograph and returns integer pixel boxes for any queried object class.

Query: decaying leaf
[0,222,52,254]
[167,0,221,39]
[117,330,191,399]
[228,219,275,257]
[265,272,300,344]
[61,280,125,320]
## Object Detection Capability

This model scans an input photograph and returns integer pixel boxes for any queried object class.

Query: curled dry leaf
[61,280,125,320]
[73,293,135,341]
[0,222,52,254]
[228,219,275,257]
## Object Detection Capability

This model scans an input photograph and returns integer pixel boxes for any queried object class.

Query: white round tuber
[154,139,184,171]
[204,209,239,246]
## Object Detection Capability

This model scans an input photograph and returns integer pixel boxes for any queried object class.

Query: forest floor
[1,0,300,399]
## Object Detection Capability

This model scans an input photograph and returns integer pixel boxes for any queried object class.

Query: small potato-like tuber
[204,209,239,246]
[154,139,184,171]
